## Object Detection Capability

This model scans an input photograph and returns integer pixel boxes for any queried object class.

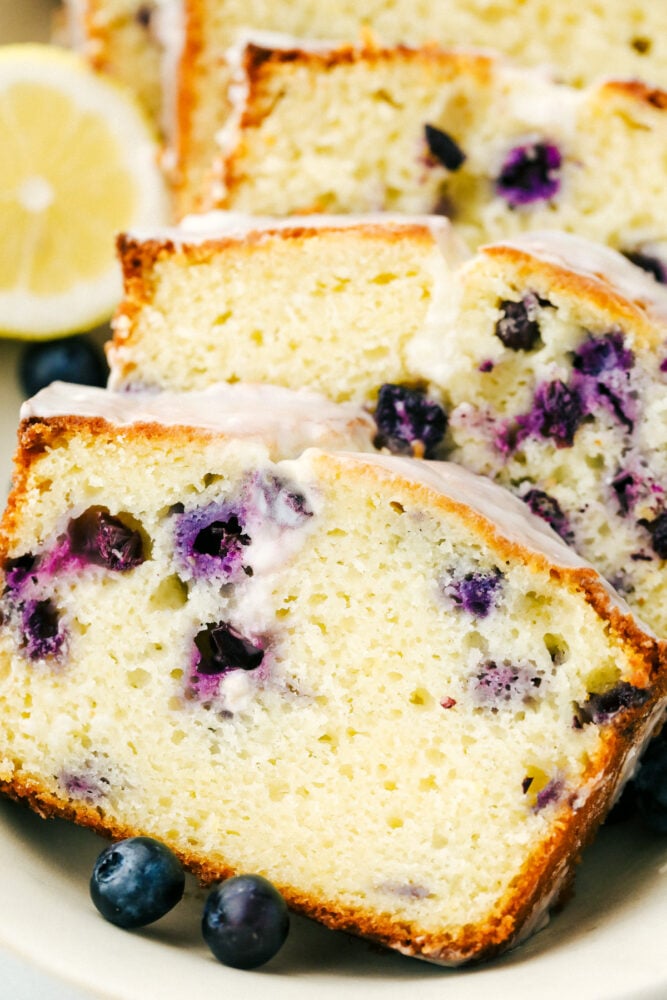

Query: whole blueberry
[19,335,108,398]
[634,740,667,833]
[90,836,185,928]
[202,874,290,969]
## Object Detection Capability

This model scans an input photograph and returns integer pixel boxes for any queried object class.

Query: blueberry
[634,740,667,833]
[611,471,642,516]
[374,383,447,458]
[522,489,574,544]
[639,511,667,559]
[520,379,584,448]
[67,508,145,571]
[202,874,290,969]
[496,141,562,207]
[175,503,250,580]
[623,250,667,285]
[194,622,264,676]
[19,335,108,398]
[21,598,65,660]
[494,296,544,351]
[424,124,466,171]
[90,836,185,929]
[442,568,503,617]
[576,681,650,725]
[572,331,634,376]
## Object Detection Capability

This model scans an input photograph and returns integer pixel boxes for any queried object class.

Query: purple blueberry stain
[250,474,313,530]
[572,330,634,376]
[571,331,636,431]
[495,294,549,351]
[470,659,543,710]
[424,124,466,171]
[441,568,503,617]
[3,553,38,595]
[575,681,650,725]
[67,509,145,571]
[611,470,643,516]
[175,502,250,581]
[60,770,109,803]
[21,598,66,661]
[534,778,564,812]
[496,141,562,207]
[374,383,448,458]
[187,621,266,703]
[522,489,574,544]
[516,379,585,448]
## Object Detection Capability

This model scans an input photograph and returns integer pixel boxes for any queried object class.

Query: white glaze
[494,231,667,324]
[21,382,377,457]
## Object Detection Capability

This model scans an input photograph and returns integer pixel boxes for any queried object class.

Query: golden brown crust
[480,245,664,352]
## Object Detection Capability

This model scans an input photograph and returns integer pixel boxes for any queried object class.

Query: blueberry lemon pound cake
[109,212,468,398]
[173,1,667,212]
[202,38,667,255]
[1,382,665,965]
[108,219,667,638]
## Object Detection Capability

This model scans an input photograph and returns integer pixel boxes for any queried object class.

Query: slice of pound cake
[174,1,667,212]
[0,381,666,965]
[198,37,667,256]
[108,212,468,398]
[108,218,667,639]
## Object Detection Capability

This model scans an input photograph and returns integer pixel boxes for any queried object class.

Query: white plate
[1,4,667,999]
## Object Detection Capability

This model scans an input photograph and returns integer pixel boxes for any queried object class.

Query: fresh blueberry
[90,836,185,929]
[19,335,108,398]
[374,383,447,458]
[495,141,562,207]
[202,874,290,969]
[424,124,466,171]
[634,740,667,833]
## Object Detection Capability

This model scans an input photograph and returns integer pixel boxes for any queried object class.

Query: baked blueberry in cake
[110,217,667,640]
[168,1,667,213]
[0,381,665,965]
[200,37,667,262]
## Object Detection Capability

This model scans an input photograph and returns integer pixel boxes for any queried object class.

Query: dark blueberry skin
[494,295,547,351]
[576,682,650,725]
[21,598,64,660]
[443,569,503,617]
[424,124,466,171]
[90,836,185,929]
[611,471,642,516]
[495,141,562,207]
[522,489,574,544]
[175,503,250,580]
[640,511,667,559]
[624,250,667,285]
[634,740,667,833]
[374,383,447,458]
[202,874,290,970]
[19,335,108,398]
[517,379,584,448]
[572,331,634,376]
[67,509,144,571]
[194,622,264,676]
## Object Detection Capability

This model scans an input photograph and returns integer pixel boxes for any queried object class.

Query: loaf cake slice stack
[0,380,664,965]
[109,216,667,639]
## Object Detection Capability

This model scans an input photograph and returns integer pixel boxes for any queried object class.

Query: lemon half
[0,43,168,339]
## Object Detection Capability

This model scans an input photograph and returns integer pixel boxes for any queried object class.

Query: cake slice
[109,218,667,638]
[197,37,667,257]
[0,381,665,965]
[173,2,667,213]
[108,212,468,398]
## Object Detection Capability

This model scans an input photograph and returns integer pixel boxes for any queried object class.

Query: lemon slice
[0,43,169,339]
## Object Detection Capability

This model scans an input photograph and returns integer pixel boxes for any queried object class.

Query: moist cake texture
[0,382,665,964]
[202,38,667,257]
[109,220,667,638]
